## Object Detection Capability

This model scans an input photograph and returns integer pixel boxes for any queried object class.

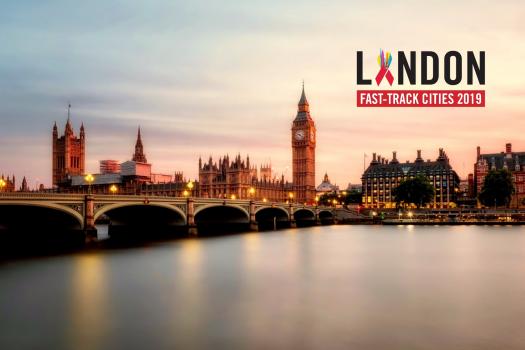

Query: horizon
[1,0,524,188]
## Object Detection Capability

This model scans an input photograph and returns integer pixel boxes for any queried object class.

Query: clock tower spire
[291,82,316,204]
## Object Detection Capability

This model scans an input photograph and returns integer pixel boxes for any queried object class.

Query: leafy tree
[392,175,435,208]
[479,169,514,208]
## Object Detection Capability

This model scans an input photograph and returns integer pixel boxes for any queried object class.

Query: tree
[478,169,514,208]
[392,175,435,208]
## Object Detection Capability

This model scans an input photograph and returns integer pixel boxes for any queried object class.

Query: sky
[1,0,524,189]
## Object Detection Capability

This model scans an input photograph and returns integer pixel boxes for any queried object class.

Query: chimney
[393,151,397,160]
[372,153,377,162]
[506,143,512,154]
[477,146,481,160]
[415,149,423,162]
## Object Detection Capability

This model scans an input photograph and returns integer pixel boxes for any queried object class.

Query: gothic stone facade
[292,85,316,204]
[198,155,291,202]
[52,110,85,187]
[198,86,316,203]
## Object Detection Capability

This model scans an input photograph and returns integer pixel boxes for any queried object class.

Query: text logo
[356,50,485,107]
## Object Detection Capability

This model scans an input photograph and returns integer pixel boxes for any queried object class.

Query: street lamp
[0,179,6,192]
[262,198,267,203]
[84,174,94,194]
[315,196,319,205]
[231,194,236,200]
[183,190,189,197]
[288,192,294,203]
[249,187,255,198]
[407,211,414,219]
[110,184,118,195]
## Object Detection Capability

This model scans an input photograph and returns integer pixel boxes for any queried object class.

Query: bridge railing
[0,192,335,211]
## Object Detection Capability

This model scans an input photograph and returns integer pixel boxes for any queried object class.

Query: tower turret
[132,126,147,163]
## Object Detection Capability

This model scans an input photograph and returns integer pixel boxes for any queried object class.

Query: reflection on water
[68,254,108,350]
[2,225,525,349]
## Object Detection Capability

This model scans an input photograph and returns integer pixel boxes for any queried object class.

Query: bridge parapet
[0,193,336,236]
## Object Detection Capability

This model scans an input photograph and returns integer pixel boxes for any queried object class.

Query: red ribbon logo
[375,49,394,86]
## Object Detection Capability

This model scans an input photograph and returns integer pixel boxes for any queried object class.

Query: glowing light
[187,181,194,190]
[249,187,255,196]
[84,174,94,184]
[183,190,189,197]
[262,198,267,202]
[109,184,117,194]
[231,194,236,200]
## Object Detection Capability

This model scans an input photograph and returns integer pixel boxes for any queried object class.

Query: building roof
[479,152,525,171]
[316,172,339,192]
[363,149,458,179]
[294,83,313,122]
[71,173,122,186]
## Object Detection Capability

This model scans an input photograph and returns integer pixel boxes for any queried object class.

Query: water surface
[2,225,525,349]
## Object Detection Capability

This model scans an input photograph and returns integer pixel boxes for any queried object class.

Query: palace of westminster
[43,86,319,204]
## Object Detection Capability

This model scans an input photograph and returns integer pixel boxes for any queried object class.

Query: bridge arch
[318,209,335,223]
[255,206,290,230]
[255,205,289,217]
[94,202,186,224]
[194,203,250,219]
[194,204,250,235]
[293,208,316,217]
[0,202,83,228]
[293,208,317,227]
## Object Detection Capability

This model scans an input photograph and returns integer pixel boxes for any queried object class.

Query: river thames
[2,225,525,349]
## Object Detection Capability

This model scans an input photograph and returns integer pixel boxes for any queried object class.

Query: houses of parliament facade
[51,86,318,204]
[198,85,317,204]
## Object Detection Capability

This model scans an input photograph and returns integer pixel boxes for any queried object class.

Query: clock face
[295,130,305,140]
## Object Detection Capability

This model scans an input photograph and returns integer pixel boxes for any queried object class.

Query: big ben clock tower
[292,83,316,204]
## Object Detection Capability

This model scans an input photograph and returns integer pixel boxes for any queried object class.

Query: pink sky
[0,0,524,189]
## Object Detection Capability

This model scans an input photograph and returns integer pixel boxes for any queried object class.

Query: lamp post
[249,187,255,199]
[314,196,319,207]
[183,190,189,198]
[288,192,294,204]
[84,174,94,194]
[0,179,6,192]
[187,180,194,197]
[231,194,236,200]
[110,184,118,195]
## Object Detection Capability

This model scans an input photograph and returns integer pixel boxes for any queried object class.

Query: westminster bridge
[0,193,339,240]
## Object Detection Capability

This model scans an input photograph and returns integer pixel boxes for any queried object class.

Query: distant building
[198,154,291,201]
[151,173,173,184]
[198,85,314,203]
[132,127,147,163]
[99,160,121,174]
[362,149,460,209]
[52,105,85,187]
[346,183,362,193]
[0,174,16,192]
[292,84,316,203]
[20,176,29,192]
[62,127,189,196]
[316,173,339,195]
[474,143,525,207]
